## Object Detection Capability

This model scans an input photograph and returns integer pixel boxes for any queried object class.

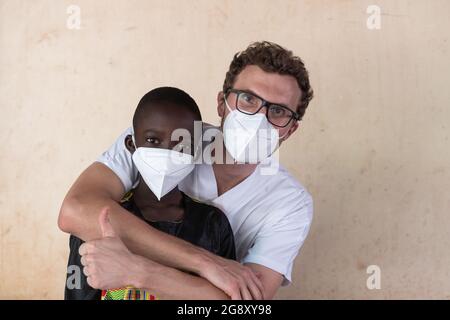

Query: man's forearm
[60,163,264,300]
[60,195,211,275]
[130,255,229,300]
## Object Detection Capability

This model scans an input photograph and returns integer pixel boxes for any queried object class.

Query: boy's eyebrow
[143,128,167,135]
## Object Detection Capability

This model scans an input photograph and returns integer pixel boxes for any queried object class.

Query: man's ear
[124,135,136,153]
[217,91,225,118]
[280,121,300,142]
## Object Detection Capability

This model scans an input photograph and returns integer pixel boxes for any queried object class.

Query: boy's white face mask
[131,136,195,200]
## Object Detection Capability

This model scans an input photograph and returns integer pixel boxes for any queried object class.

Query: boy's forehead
[136,103,197,133]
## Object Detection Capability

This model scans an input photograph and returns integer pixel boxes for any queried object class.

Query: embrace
[58,41,314,300]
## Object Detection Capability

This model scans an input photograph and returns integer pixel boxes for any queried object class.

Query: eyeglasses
[225,88,301,128]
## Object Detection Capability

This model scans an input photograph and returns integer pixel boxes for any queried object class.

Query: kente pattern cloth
[101,287,157,300]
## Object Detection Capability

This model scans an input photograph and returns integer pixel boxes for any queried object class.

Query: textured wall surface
[0,0,449,299]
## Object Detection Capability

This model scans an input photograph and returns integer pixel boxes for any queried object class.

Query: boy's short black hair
[133,87,202,129]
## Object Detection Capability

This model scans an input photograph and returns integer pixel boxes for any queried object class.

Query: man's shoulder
[256,163,312,203]
[250,163,313,226]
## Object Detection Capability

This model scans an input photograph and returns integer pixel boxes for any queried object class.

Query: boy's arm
[58,162,264,300]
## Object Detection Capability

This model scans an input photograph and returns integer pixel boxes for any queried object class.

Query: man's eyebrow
[240,88,290,109]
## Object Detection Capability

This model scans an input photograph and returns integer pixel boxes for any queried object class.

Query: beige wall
[1,0,449,299]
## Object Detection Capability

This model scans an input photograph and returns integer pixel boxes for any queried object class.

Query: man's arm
[134,262,283,300]
[134,262,282,300]
[81,231,279,300]
[245,263,283,300]
[81,232,279,300]
[79,209,232,299]
[58,162,203,270]
[125,255,231,300]
[58,162,264,299]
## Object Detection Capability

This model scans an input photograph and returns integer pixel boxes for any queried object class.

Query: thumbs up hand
[78,207,138,290]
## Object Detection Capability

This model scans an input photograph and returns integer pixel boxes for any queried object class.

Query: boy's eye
[146,137,160,145]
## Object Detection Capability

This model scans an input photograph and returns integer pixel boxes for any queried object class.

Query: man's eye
[269,105,287,116]
[241,93,256,104]
[146,137,160,144]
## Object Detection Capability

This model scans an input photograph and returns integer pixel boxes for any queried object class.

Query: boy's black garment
[64,192,236,300]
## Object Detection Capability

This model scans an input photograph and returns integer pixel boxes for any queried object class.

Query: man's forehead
[232,65,302,108]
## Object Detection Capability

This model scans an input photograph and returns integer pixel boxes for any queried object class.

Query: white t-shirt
[97,127,313,286]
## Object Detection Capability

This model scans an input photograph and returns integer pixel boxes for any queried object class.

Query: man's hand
[78,208,144,290]
[198,254,265,300]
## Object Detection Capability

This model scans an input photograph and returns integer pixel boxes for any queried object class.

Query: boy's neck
[132,178,184,222]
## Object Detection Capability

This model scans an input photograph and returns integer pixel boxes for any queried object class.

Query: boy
[65,87,236,300]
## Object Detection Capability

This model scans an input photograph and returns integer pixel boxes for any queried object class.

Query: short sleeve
[241,190,313,286]
[95,127,138,192]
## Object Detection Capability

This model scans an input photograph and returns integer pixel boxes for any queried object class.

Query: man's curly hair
[223,41,314,120]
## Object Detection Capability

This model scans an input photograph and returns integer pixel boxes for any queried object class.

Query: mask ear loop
[192,142,201,162]
[279,130,289,141]
[131,134,137,148]
[278,118,300,141]
[223,95,234,113]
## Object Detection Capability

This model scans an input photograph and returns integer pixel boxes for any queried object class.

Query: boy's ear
[125,135,136,153]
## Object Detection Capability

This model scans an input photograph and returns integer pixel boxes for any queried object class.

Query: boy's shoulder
[183,193,236,260]
[183,194,231,228]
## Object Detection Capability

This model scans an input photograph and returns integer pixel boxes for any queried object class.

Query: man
[58,41,314,300]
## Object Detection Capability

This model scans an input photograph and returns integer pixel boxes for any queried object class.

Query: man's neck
[212,150,258,196]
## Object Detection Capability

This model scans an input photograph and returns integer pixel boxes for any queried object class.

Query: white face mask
[223,97,282,163]
[131,136,195,200]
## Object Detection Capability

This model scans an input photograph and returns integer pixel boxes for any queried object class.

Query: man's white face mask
[131,135,195,200]
[223,96,284,164]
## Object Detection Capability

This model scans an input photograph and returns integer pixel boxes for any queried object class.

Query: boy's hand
[78,208,142,290]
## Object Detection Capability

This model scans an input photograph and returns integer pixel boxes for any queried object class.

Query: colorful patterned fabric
[101,287,157,300]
